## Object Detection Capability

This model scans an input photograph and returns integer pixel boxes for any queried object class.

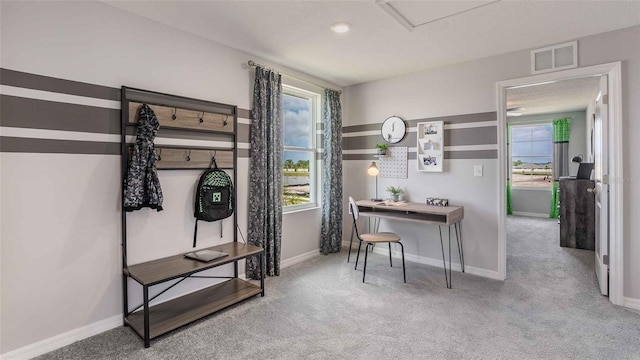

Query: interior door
[593,75,609,296]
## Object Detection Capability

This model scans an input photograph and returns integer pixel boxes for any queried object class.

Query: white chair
[348,197,406,283]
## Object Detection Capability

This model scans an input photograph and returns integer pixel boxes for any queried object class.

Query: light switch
[474,165,483,177]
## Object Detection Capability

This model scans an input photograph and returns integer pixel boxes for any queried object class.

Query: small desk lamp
[368,162,382,201]
[571,154,583,163]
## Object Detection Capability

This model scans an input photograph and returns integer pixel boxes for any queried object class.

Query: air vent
[531,41,577,74]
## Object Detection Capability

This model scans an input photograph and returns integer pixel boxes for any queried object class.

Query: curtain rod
[247,60,342,95]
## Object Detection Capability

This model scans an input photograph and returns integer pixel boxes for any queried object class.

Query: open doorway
[496,62,624,306]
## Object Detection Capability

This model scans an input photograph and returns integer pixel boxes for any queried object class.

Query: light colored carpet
[35,216,640,359]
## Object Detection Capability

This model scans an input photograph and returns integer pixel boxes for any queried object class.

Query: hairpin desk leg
[438,226,450,289]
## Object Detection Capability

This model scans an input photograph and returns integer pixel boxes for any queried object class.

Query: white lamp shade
[367,162,379,176]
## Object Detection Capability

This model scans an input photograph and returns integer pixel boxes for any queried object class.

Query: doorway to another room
[496,62,624,306]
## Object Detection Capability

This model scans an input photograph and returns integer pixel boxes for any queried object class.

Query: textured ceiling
[103,1,640,87]
[506,76,601,116]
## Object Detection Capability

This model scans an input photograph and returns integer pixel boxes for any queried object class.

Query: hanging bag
[193,158,234,247]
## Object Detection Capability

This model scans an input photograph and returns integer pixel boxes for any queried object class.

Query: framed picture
[417,121,444,172]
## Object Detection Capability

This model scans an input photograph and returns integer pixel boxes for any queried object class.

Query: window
[510,123,553,188]
[282,85,320,210]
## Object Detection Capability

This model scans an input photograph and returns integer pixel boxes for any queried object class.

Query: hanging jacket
[123,103,164,212]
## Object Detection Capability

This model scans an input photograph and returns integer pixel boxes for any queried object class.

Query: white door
[593,75,609,296]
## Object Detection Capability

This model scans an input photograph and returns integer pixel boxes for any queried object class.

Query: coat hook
[210,151,217,168]
[186,149,191,162]
[199,112,205,123]
[171,108,177,120]
[155,148,162,161]
[223,115,228,126]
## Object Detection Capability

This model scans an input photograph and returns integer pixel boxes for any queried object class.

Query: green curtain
[550,181,560,218]
[506,124,513,215]
[550,118,571,218]
[553,118,572,142]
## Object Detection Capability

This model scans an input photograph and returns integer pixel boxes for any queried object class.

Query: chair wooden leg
[347,223,355,263]
[388,243,393,267]
[363,243,369,283]
[399,242,406,283]
[355,239,363,270]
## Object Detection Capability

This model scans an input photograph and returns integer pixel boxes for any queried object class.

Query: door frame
[496,62,624,305]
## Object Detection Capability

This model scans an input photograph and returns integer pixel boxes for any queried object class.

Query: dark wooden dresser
[559,178,595,250]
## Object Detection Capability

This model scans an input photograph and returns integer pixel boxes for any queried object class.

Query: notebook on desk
[184,250,228,263]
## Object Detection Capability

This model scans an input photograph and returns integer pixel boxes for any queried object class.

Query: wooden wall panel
[129,102,234,134]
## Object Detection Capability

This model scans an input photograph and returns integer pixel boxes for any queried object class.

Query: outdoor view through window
[511,124,553,188]
[283,90,315,207]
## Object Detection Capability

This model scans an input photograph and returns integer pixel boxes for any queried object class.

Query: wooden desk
[355,200,464,288]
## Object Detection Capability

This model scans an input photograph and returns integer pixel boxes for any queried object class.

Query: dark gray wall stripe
[342,126,497,150]
[0,68,120,101]
[237,123,250,144]
[342,112,497,133]
[444,126,496,146]
[125,88,234,116]
[1,95,120,134]
[412,150,497,160]
[342,154,377,161]
[238,149,250,158]
[343,149,497,161]
[445,150,497,159]
[0,137,120,155]
[237,108,252,120]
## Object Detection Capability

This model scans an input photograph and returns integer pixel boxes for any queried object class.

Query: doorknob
[587,187,598,194]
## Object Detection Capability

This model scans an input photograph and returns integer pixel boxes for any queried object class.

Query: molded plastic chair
[348,197,406,283]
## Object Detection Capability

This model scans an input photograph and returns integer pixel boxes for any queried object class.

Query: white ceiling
[103,0,640,87]
[507,76,601,116]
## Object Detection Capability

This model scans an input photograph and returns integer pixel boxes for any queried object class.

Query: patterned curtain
[320,89,343,255]
[550,118,572,218]
[247,67,283,278]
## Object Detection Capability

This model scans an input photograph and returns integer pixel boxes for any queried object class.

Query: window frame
[509,121,554,190]
[282,84,321,212]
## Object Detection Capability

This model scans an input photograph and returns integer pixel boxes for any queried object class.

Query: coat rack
[119,87,263,349]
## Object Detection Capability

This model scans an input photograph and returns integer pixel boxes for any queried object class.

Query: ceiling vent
[531,41,578,74]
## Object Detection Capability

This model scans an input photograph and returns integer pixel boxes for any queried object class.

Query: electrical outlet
[474,165,483,177]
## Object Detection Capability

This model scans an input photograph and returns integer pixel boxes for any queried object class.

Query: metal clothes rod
[247,60,342,95]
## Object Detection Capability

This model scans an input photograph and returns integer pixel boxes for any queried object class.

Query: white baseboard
[342,240,502,280]
[0,314,121,360]
[511,211,550,218]
[623,296,640,311]
[281,248,320,269]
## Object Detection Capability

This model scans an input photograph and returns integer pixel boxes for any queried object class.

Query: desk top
[356,200,464,226]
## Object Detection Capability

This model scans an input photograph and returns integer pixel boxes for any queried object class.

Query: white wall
[0,1,337,355]
[343,26,640,300]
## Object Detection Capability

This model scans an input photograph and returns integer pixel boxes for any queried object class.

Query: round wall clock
[381,116,406,143]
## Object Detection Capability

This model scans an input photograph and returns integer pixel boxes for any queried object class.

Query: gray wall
[343,25,640,302]
[509,110,587,216]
